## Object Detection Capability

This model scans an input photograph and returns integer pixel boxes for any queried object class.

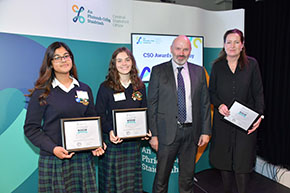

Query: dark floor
[193,168,290,193]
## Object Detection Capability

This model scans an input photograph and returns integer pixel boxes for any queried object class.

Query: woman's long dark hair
[27,42,78,105]
[214,28,248,69]
[105,47,144,92]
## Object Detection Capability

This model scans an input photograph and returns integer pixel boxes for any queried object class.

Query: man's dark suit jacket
[147,60,211,145]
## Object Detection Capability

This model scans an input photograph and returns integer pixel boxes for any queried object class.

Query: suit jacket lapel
[188,63,197,100]
[165,61,177,99]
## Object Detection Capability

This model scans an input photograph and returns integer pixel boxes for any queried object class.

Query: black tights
[220,170,250,193]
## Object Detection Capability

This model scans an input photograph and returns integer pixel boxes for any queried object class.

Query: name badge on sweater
[113,92,126,102]
[76,91,89,100]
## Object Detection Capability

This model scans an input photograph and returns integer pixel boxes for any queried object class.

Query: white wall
[134,0,232,11]
[132,1,244,48]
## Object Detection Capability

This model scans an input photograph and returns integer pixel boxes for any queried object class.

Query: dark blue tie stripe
[177,67,186,123]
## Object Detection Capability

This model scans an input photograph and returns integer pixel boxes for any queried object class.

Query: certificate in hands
[112,108,148,139]
[223,100,260,131]
[61,117,103,152]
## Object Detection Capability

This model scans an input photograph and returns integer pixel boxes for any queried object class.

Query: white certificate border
[223,100,260,131]
[60,117,103,152]
[112,108,148,139]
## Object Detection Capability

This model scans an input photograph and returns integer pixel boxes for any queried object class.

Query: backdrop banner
[0,0,244,192]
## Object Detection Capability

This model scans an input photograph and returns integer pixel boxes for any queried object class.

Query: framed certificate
[223,100,261,131]
[112,108,148,139]
[60,117,103,152]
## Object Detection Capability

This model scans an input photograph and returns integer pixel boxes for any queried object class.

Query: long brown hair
[105,47,144,92]
[26,42,78,105]
[214,28,248,69]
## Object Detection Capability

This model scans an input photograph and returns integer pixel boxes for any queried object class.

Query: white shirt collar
[52,76,80,93]
[121,79,131,89]
[171,59,188,72]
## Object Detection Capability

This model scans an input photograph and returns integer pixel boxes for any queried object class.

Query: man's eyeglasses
[52,54,71,63]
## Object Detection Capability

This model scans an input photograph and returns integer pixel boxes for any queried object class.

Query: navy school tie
[177,67,186,123]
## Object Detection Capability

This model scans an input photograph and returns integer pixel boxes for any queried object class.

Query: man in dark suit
[148,35,211,193]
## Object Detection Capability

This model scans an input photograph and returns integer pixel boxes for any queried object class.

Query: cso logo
[72,5,85,23]
[136,36,142,44]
